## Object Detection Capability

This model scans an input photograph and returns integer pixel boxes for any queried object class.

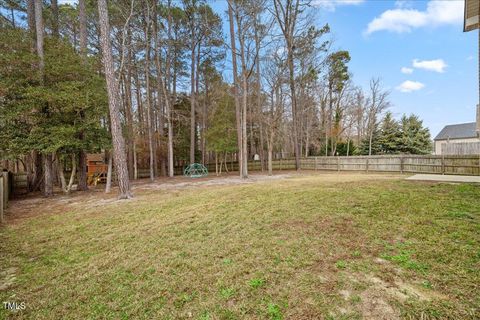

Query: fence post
[366,157,369,173]
[315,157,318,171]
[337,156,340,172]
[400,156,404,174]
[2,171,8,210]
[280,158,282,171]
[441,154,445,175]
[0,176,3,224]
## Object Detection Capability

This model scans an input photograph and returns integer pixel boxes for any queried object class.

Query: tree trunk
[27,0,36,51]
[51,0,59,37]
[272,0,301,169]
[224,152,229,173]
[171,53,178,177]
[105,150,113,193]
[259,123,265,171]
[34,0,44,76]
[368,130,373,156]
[134,60,144,136]
[346,137,350,156]
[133,142,138,179]
[44,153,53,197]
[167,120,174,176]
[325,118,328,156]
[287,50,300,169]
[144,14,155,182]
[79,0,87,55]
[124,56,135,179]
[241,69,248,178]
[166,2,174,177]
[30,151,43,191]
[151,2,176,177]
[77,0,88,191]
[268,141,273,176]
[189,25,196,164]
[201,79,208,164]
[153,6,166,177]
[219,154,223,175]
[227,0,243,178]
[67,155,77,192]
[35,0,53,196]
[305,121,310,158]
[235,5,248,179]
[58,154,76,194]
[195,40,201,163]
[253,10,265,166]
[77,151,88,190]
[98,0,132,199]
[58,156,67,193]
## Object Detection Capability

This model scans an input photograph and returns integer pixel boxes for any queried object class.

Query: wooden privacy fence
[300,155,480,175]
[129,155,480,180]
[0,171,12,224]
[441,142,480,155]
[159,155,480,176]
[13,173,28,194]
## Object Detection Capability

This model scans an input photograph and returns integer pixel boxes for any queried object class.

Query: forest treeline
[0,0,432,198]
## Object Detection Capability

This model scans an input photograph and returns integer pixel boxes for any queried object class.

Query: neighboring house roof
[434,122,478,140]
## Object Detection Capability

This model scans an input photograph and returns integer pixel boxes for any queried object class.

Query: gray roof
[434,122,478,140]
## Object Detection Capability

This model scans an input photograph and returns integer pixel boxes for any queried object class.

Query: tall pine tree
[399,114,432,154]
[378,112,401,154]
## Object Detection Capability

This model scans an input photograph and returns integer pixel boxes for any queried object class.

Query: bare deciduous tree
[271,0,304,170]
[365,78,390,156]
[263,49,286,175]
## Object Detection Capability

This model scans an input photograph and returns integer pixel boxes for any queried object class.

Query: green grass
[0,175,479,319]
[248,278,265,289]
[335,260,347,270]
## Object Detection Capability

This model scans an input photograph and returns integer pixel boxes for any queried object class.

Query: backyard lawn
[0,173,479,319]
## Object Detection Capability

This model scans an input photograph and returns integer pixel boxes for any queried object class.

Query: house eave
[434,136,478,141]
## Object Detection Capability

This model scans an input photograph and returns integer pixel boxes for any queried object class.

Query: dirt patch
[342,268,448,320]
[135,173,293,192]
[0,267,17,291]
[359,286,400,320]
[4,189,118,224]
[360,273,447,308]
[3,171,404,225]
[338,273,402,320]
[393,279,448,302]
[2,174,291,224]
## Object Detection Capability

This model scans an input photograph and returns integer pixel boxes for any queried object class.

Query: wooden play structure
[86,153,108,186]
